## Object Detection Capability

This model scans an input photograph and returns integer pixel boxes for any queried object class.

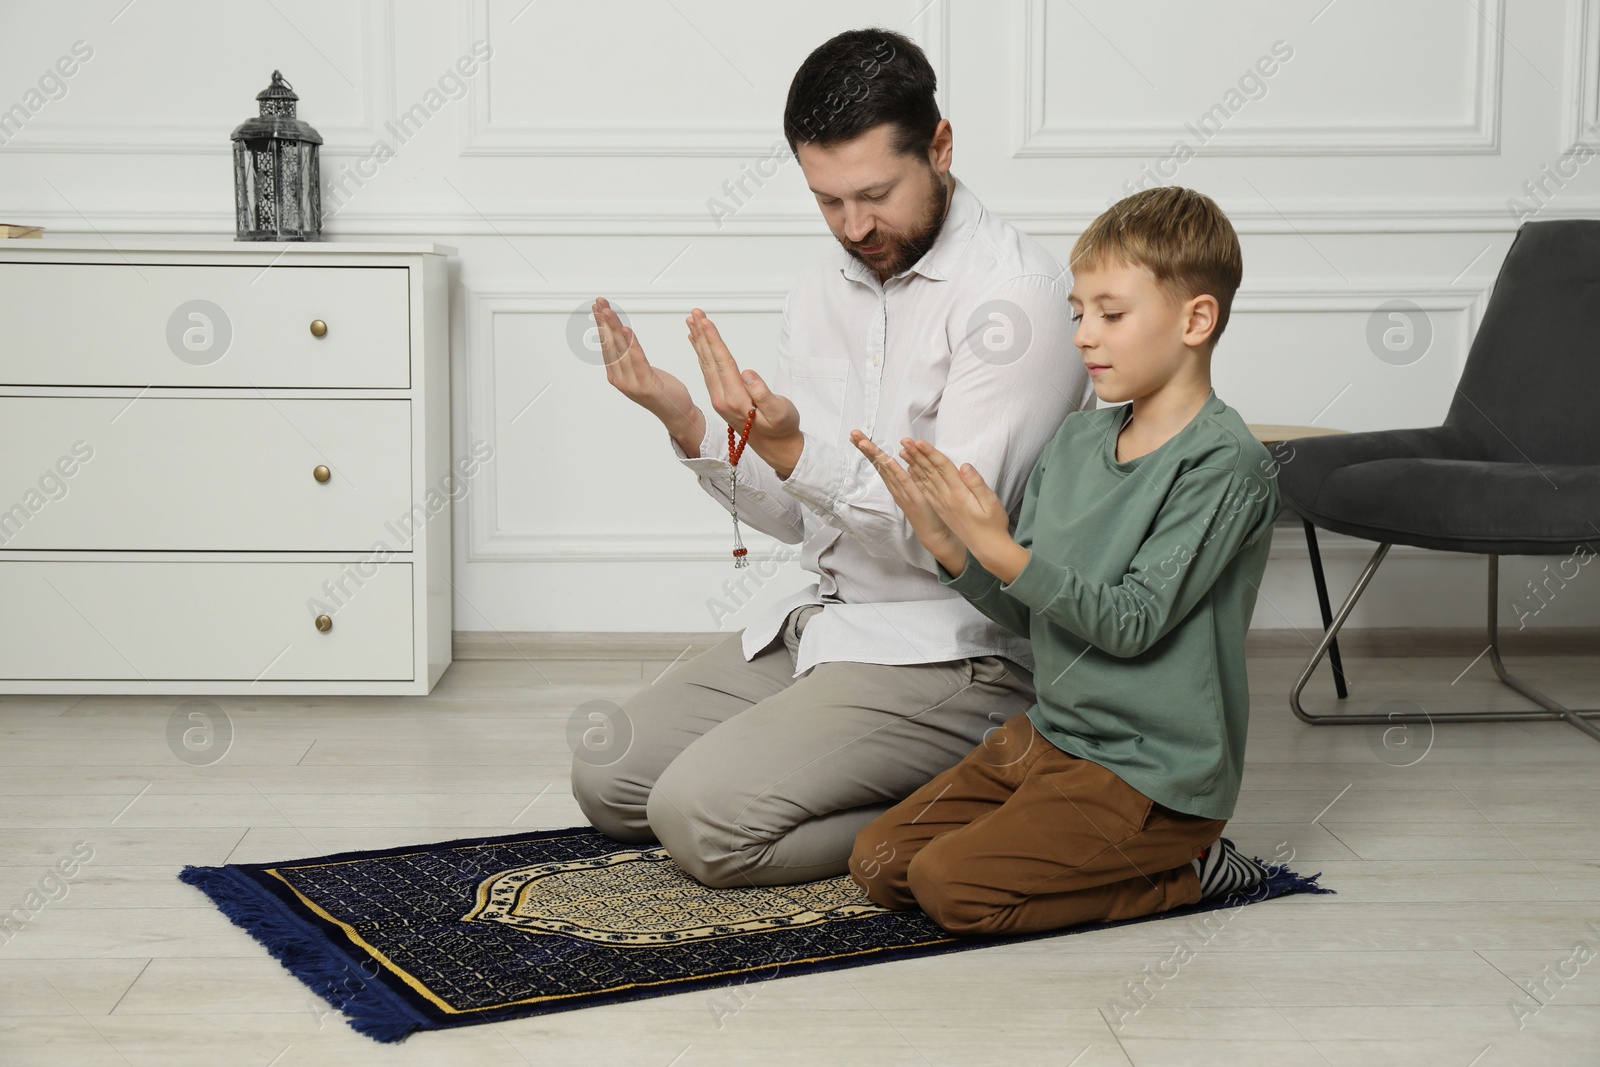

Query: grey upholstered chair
[1270,219,1600,742]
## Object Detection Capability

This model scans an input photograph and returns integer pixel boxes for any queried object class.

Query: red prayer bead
[726,407,757,467]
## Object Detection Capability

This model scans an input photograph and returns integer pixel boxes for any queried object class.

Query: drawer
[0,560,413,680]
[0,397,412,551]
[0,263,409,388]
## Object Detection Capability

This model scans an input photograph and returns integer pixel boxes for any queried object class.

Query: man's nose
[842,205,876,242]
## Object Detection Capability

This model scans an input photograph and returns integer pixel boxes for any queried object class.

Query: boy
[846,185,1278,936]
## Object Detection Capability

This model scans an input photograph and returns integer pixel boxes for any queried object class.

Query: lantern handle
[271,70,293,93]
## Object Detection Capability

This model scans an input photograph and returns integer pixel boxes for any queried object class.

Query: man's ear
[927,118,954,177]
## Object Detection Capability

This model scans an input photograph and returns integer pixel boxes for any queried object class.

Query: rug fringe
[1252,857,1337,900]
[178,865,419,1044]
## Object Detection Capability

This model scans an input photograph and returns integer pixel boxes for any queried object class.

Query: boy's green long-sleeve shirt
[937,389,1277,820]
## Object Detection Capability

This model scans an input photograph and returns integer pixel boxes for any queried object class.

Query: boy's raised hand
[850,430,964,566]
[899,438,1013,556]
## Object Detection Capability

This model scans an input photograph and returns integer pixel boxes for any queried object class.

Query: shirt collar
[840,174,980,287]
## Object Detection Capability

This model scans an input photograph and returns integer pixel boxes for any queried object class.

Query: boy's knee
[905,839,998,936]
[848,823,914,909]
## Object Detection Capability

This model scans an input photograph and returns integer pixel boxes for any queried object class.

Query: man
[572,28,1094,888]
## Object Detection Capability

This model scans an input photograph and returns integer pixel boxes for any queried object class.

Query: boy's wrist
[932,541,968,577]
[972,537,1030,585]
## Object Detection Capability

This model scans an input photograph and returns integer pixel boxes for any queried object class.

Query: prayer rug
[178,826,1332,1043]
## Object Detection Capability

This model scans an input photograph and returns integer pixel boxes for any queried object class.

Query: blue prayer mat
[179,826,1332,1043]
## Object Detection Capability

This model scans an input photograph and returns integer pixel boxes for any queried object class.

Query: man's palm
[594,298,698,435]
[686,308,798,440]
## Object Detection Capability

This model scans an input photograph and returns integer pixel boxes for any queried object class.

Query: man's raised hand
[685,309,801,443]
[593,297,704,449]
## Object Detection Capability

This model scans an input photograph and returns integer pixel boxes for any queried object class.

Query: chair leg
[1290,542,1390,725]
[1484,555,1600,742]
[1302,519,1348,699]
[1289,548,1600,739]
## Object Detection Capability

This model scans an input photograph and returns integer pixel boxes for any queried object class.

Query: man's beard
[839,170,951,279]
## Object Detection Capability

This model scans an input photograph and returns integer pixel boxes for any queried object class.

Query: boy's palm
[902,439,1010,546]
[850,431,963,559]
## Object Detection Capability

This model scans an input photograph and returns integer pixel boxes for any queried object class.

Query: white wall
[3,0,1598,634]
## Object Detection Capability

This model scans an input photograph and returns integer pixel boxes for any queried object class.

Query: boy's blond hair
[1070,186,1243,349]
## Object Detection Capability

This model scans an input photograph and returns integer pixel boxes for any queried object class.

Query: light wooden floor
[2,648,1598,1066]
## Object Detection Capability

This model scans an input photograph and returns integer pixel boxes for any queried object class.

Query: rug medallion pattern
[463,846,887,945]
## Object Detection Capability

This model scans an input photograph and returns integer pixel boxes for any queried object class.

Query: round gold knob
[313,465,331,483]
[315,614,333,633]
[309,319,327,338]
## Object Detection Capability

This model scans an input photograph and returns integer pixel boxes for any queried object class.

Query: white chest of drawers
[0,239,455,695]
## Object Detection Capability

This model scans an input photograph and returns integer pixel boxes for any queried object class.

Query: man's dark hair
[783,28,940,159]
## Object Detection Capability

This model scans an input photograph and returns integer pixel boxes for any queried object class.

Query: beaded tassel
[727,408,757,568]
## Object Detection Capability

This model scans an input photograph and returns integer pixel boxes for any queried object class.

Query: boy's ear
[1182,293,1220,349]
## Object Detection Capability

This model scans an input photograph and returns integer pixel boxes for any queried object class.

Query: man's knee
[645,772,752,889]
[571,757,655,844]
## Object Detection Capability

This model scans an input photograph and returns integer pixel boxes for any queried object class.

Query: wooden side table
[1248,424,1351,701]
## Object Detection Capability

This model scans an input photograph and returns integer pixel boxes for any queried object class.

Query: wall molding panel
[458,0,949,157]
[462,287,787,562]
[1013,0,1504,158]
[1564,0,1600,149]
[1,0,395,154]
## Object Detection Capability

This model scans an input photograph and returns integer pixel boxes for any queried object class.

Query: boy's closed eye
[1068,312,1123,323]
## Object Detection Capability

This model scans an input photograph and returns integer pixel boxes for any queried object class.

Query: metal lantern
[230,70,322,241]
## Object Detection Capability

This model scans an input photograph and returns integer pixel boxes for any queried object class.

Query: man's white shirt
[670,175,1095,677]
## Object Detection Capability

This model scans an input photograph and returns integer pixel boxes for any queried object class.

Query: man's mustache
[848,230,893,251]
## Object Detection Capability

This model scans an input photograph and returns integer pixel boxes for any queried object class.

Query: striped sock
[1190,837,1267,900]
